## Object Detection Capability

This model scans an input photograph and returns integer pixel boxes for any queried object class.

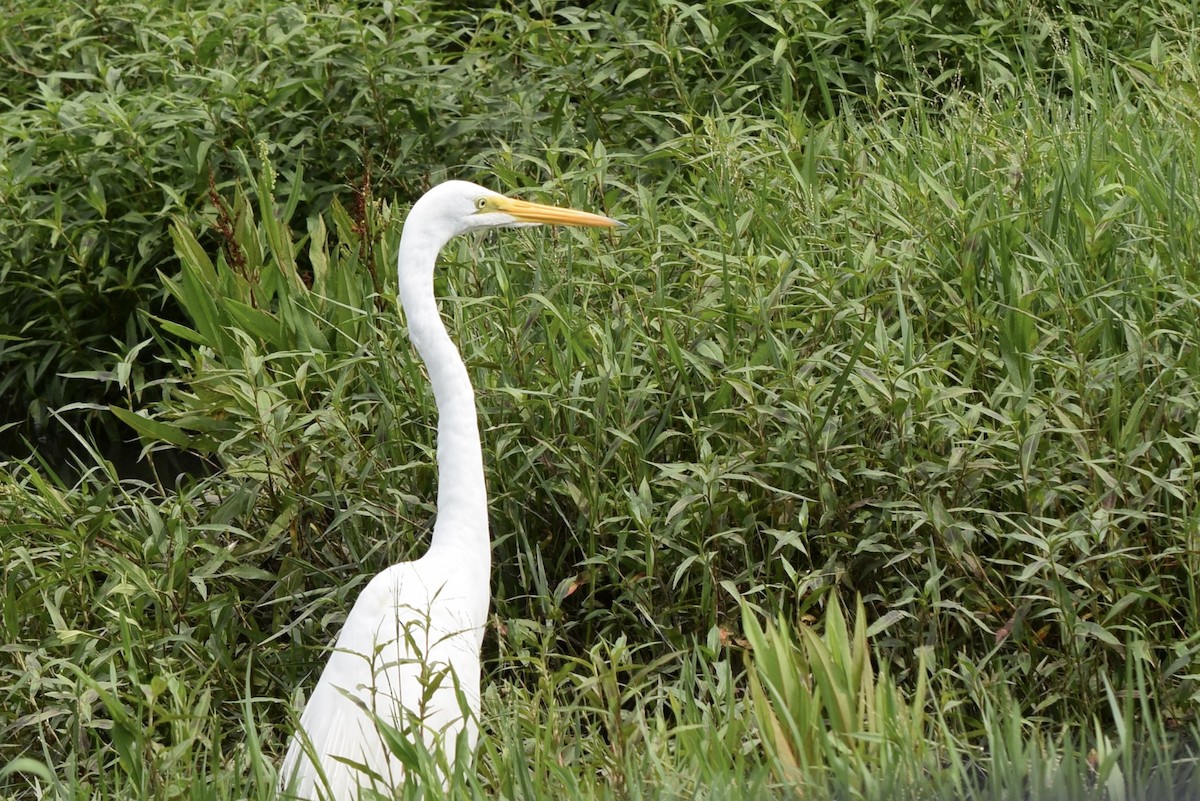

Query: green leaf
[169,217,218,286]
[109,406,192,448]
[0,758,54,783]
[225,299,284,347]
[181,257,231,353]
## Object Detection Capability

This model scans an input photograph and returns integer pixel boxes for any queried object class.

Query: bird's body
[280,180,619,800]
[279,554,485,798]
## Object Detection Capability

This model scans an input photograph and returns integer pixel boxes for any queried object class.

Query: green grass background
[3,0,1200,798]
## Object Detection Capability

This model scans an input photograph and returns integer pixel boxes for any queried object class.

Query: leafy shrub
[4,1,1200,798]
[0,0,1183,458]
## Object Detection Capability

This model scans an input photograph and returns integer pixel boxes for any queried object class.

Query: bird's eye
[475,198,488,210]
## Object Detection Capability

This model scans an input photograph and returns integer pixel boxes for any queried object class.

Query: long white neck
[396,227,490,572]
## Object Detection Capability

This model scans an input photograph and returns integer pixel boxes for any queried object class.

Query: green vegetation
[3,0,1200,798]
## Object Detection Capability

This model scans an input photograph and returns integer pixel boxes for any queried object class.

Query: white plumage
[279,180,620,799]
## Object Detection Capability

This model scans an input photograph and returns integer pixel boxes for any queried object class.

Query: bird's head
[406,180,622,246]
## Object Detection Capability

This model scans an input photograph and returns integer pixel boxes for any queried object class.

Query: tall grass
[3,0,1200,799]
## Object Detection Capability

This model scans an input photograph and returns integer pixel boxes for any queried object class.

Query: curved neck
[396,232,490,566]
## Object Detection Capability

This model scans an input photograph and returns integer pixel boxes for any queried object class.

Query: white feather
[279,552,484,799]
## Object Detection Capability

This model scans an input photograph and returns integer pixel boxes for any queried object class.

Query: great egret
[279,180,621,799]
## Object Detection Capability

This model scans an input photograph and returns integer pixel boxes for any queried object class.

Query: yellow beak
[493,196,623,228]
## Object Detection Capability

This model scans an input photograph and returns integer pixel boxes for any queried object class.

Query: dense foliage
[2,0,1200,798]
[3,0,1190,448]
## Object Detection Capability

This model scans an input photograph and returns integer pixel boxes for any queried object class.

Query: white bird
[279,180,621,799]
